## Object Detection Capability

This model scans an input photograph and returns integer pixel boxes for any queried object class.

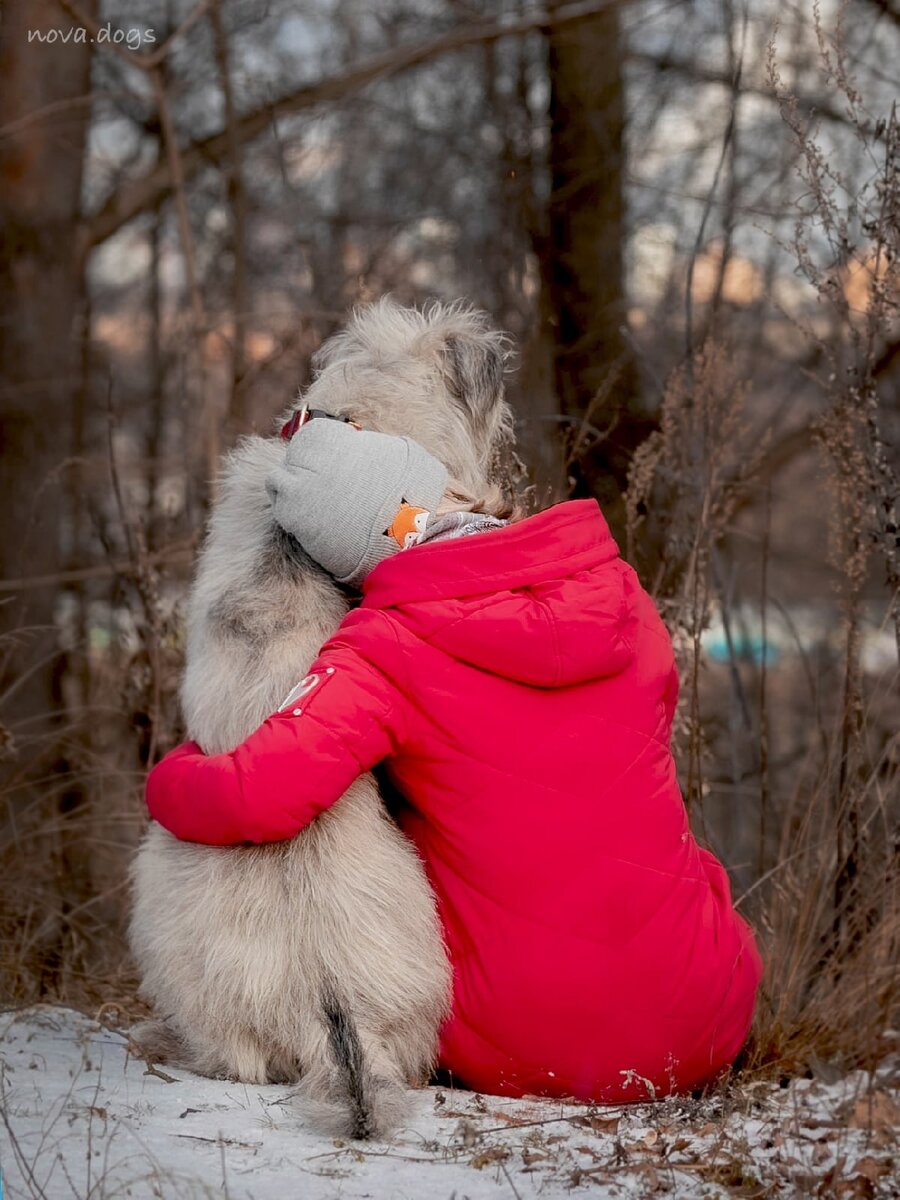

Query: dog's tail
[300,981,408,1140]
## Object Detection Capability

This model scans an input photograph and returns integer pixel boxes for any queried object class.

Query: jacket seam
[365,507,616,605]
[319,614,411,750]
[405,594,503,649]
[527,586,563,687]
[441,859,708,956]
[369,610,413,749]
[300,705,391,772]
[371,542,612,603]
[422,711,669,795]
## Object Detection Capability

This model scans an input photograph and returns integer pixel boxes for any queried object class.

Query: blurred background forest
[0,0,897,1079]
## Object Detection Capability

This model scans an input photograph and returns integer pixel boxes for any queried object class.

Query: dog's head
[287,299,518,497]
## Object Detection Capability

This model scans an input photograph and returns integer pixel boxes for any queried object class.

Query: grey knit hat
[266,418,448,587]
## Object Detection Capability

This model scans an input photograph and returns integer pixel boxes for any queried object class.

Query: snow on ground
[0,1007,897,1199]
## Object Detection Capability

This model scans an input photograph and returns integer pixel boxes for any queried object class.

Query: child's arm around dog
[147,421,446,845]
[146,611,408,844]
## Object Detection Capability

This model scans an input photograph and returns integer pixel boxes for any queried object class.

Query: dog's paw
[127,1018,184,1064]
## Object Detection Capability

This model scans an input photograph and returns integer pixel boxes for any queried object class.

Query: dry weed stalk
[622,5,898,1075]
[746,6,899,1072]
[0,399,184,1007]
[767,5,899,665]
[626,341,763,815]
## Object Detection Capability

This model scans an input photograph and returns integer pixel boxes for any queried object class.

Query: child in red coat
[147,419,762,1103]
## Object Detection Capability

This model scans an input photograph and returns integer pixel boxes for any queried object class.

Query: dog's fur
[128,300,516,1139]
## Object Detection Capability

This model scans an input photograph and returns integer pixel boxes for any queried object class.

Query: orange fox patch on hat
[387,503,430,549]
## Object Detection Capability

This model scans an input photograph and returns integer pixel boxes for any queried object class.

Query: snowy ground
[0,1007,897,1199]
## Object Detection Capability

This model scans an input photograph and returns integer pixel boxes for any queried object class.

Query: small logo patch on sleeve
[278,667,336,714]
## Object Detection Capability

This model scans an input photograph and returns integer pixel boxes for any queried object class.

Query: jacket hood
[361,500,636,687]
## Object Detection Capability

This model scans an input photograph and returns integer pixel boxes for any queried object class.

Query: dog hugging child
[147,415,762,1104]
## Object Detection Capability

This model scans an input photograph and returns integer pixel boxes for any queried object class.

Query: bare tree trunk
[0,1,94,749]
[210,0,250,436]
[543,1,650,528]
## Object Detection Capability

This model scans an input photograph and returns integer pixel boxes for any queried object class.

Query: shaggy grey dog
[129,299,516,1139]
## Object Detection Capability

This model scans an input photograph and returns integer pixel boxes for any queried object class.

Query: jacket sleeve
[145,638,408,845]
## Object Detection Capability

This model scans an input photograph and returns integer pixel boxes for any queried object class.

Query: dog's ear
[440,327,509,430]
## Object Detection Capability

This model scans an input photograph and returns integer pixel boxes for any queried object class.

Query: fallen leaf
[851,1156,890,1182]
[573,1145,604,1162]
[471,1146,510,1169]
[817,1160,841,1194]
[573,1114,620,1135]
[834,1177,876,1199]
[869,1126,894,1150]
[792,1171,821,1192]
[522,1149,548,1165]
[847,1091,900,1133]
[485,1109,528,1126]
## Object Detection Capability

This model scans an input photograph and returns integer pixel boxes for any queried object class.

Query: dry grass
[620,7,899,1080]
[623,334,898,1081]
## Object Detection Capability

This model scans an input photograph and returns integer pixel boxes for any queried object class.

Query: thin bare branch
[148,0,214,68]
[80,0,634,252]
[628,50,861,132]
[863,0,900,31]
[0,91,102,141]
[684,58,743,363]
[209,0,250,432]
[148,66,204,331]
[0,541,194,594]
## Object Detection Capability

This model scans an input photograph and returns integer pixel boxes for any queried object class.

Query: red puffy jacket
[147,500,761,1101]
